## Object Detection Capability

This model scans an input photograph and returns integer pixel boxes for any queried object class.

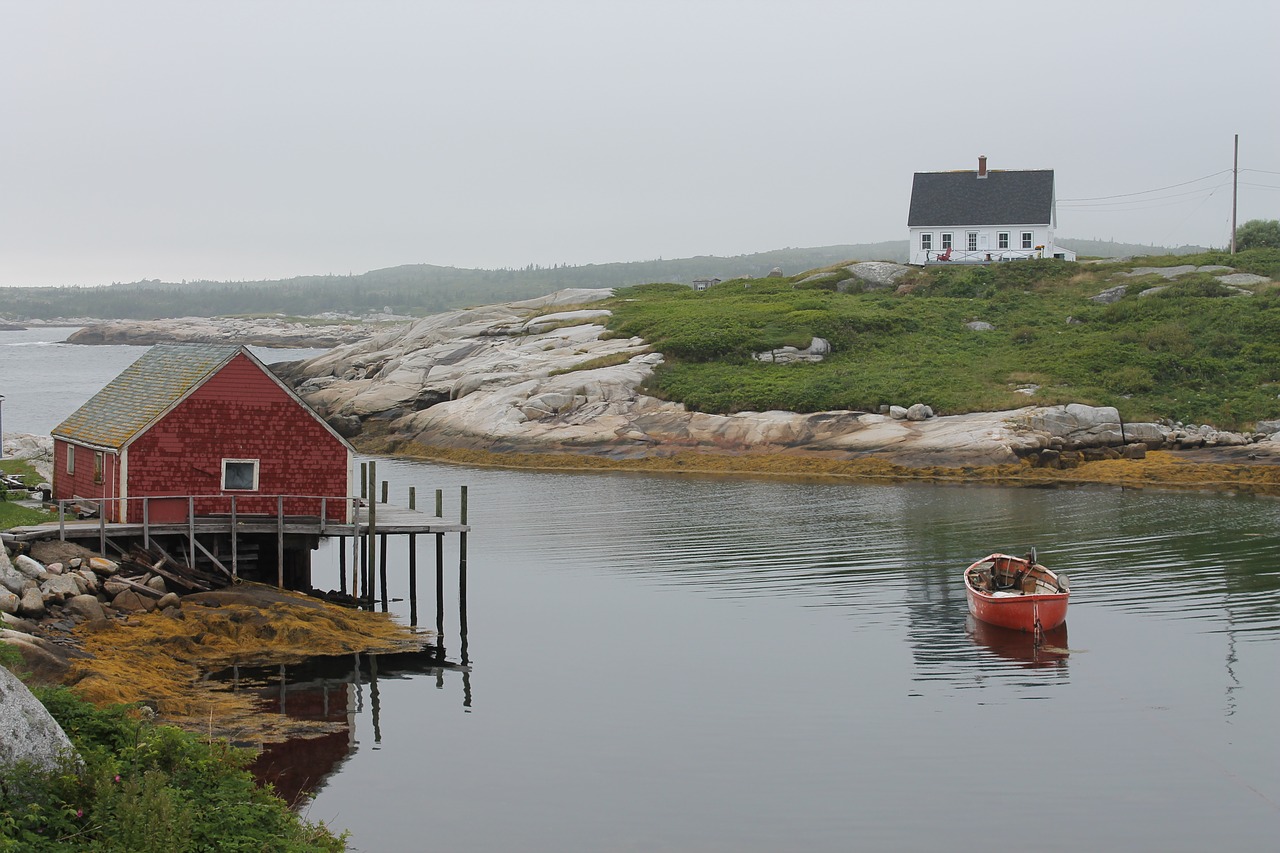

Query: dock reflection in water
[207,643,471,807]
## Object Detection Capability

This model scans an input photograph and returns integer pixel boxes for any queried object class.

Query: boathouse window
[920,233,932,251]
[941,233,953,250]
[222,459,259,491]
[93,451,103,484]
[1021,231,1034,249]
[66,447,75,475]
[998,232,1010,249]
[967,232,978,252]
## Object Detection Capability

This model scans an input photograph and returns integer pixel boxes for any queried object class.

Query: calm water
[4,328,1280,851]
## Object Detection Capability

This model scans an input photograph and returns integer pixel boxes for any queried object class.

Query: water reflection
[209,644,471,805]
[967,618,1070,669]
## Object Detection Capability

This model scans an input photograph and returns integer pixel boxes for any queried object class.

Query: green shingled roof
[52,343,243,449]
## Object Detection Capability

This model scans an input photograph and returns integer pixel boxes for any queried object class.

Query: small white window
[66,446,75,475]
[998,232,1010,249]
[222,459,260,491]
[93,452,104,484]
[967,232,978,252]
[1021,232,1034,249]
[920,233,932,251]
[941,233,953,250]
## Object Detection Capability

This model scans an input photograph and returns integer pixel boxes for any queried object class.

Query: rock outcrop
[277,288,1280,468]
[0,664,80,772]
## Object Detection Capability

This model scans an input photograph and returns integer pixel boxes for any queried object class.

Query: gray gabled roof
[908,169,1055,227]
[52,343,244,450]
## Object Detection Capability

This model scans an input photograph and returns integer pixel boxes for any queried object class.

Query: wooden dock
[2,461,470,627]
[3,505,468,544]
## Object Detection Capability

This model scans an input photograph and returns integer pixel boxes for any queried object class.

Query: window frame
[221,459,261,492]
[967,232,979,252]
[998,232,1010,250]
[93,451,104,484]
[941,233,953,250]
[920,233,932,251]
[1021,231,1034,250]
[66,446,75,475]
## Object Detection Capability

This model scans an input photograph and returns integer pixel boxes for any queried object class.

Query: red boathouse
[51,343,354,526]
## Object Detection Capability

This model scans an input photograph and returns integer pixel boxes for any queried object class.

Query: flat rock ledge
[277,289,1280,469]
[65,316,398,348]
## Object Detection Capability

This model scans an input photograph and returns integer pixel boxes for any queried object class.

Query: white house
[907,156,1076,265]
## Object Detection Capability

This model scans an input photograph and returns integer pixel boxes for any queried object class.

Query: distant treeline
[0,239,1204,321]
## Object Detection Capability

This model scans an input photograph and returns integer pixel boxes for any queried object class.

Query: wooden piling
[379,479,389,610]
[276,495,284,589]
[230,495,238,580]
[367,461,378,609]
[459,485,468,665]
[408,486,417,626]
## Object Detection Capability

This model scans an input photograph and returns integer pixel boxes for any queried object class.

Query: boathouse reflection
[214,641,472,807]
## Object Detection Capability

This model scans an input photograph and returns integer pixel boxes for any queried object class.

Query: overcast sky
[2,0,1277,288]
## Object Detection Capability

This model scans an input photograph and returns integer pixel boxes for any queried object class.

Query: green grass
[0,685,346,851]
[604,250,1280,428]
[0,460,54,528]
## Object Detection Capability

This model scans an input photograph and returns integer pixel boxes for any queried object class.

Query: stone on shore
[0,665,80,772]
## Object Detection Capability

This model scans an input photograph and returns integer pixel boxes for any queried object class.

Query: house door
[979,233,989,251]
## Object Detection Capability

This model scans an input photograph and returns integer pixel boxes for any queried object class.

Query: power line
[1241,168,1280,176]
[1058,169,1231,202]
[1058,183,1231,208]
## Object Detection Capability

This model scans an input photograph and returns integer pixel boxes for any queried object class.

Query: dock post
[351,502,360,600]
[459,485,468,665]
[408,486,417,626]
[98,509,105,556]
[188,496,196,568]
[435,531,444,639]
[230,495,238,580]
[58,501,65,541]
[143,497,150,549]
[367,461,378,609]
[276,495,285,589]
[379,479,388,611]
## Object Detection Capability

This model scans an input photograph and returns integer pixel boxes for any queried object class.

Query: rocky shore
[271,288,1280,470]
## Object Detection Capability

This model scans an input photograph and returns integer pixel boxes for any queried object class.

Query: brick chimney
[978,155,988,178]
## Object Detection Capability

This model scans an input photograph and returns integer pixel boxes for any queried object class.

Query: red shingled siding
[123,353,349,523]
[53,441,123,519]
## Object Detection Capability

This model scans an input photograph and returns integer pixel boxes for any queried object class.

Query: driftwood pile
[116,543,232,596]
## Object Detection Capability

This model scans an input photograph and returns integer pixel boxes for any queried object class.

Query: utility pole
[1231,133,1239,255]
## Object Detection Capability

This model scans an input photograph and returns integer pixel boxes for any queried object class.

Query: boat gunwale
[963,553,1069,605]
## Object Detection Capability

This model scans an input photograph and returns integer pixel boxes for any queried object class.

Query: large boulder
[843,262,912,291]
[1012,404,1126,447]
[0,664,80,771]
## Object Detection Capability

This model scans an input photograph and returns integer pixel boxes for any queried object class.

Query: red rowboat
[963,552,1069,634]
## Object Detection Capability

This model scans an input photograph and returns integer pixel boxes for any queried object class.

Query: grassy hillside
[602,249,1280,429]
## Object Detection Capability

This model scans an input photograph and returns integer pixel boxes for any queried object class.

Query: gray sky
[2,0,1277,288]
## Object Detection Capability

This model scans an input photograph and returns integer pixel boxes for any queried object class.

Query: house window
[67,447,75,475]
[222,459,260,491]
[920,233,932,251]
[998,232,1010,249]
[941,233,953,250]
[93,452,104,484]
[1021,232,1034,249]
[967,232,979,252]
